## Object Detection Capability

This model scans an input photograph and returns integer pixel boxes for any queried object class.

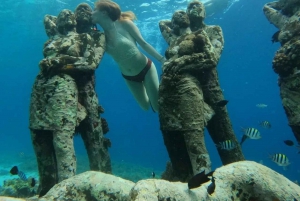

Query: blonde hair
[95,0,137,21]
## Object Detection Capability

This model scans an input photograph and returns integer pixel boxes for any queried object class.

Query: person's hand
[159,56,167,64]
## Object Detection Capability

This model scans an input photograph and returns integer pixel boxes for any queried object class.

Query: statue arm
[263,2,288,29]
[39,33,104,74]
[159,20,176,45]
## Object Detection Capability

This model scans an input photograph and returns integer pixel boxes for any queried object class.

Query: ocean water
[0,0,299,193]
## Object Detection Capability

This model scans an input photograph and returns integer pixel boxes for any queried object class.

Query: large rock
[37,171,135,201]
[3,161,299,200]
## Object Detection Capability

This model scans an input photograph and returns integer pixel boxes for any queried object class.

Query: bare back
[105,21,147,75]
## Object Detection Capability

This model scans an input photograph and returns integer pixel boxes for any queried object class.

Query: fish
[259,121,271,129]
[151,172,155,178]
[271,30,280,43]
[30,178,36,187]
[269,153,290,167]
[256,103,267,108]
[216,140,236,150]
[188,170,214,189]
[207,176,215,195]
[283,140,294,146]
[243,128,261,139]
[216,100,229,107]
[10,166,27,181]
[240,128,261,145]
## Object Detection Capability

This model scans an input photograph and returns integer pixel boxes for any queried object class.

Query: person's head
[171,10,190,36]
[75,3,93,33]
[187,0,206,23]
[92,0,136,25]
[56,9,76,35]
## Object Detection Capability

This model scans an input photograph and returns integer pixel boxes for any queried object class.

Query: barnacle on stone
[103,138,111,148]
[272,52,293,76]
[101,117,109,134]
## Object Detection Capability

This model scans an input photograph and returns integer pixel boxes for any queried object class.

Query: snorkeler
[92,0,165,112]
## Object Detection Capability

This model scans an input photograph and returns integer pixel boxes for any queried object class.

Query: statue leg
[52,129,76,182]
[78,79,111,173]
[30,129,57,197]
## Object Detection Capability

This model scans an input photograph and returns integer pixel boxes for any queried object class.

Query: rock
[37,171,135,201]
[8,161,299,200]
[0,197,25,201]
[130,161,300,200]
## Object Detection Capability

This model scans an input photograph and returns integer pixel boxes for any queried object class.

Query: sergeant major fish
[259,120,271,129]
[216,140,236,150]
[240,127,261,145]
[10,166,27,181]
[269,153,290,167]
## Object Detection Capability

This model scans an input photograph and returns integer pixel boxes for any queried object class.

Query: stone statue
[158,0,244,181]
[263,0,300,144]
[29,4,111,196]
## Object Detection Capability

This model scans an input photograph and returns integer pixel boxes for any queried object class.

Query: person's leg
[143,62,159,112]
[124,79,150,111]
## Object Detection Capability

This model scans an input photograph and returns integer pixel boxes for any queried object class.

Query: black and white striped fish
[216,140,236,150]
[269,153,290,167]
[259,121,271,129]
[240,127,261,145]
[243,127,261,139]
[10,166,27,181]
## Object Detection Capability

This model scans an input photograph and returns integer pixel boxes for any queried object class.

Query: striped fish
[217,140,236,150]
[10,166,27,181]
[244,127,261,139]
[259,121,271,129]
[269,153,290,166]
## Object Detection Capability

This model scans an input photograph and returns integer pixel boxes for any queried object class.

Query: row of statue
[29,0,300,196]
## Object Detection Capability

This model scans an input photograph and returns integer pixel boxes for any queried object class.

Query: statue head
[187,0,206,23]
[75,3,93,33]
[171,10,190,36]
[56,9,76,35]
[44,15,57,37]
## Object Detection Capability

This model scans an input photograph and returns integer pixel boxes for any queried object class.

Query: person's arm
[122,20,166,63]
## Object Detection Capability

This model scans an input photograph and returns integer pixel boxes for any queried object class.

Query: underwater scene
[0,0,300,199]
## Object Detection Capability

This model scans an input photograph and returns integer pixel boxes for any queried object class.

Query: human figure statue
[263,0,300,144]
[29,6,111,196]
[158,0,244,181]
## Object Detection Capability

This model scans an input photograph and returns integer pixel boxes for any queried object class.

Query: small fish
[269,153,290,167]
[216,140,236,150]
[259,121,271,129]
[188,170,214,189]
[10,166,27,181]
[216,100,229,107]
[151,172,155,178]
[243,127,261,139]
[30,178,36,187]
[271,30,280,43]
[240,128,261,145]
[283,140,294,146]
[207,176,215,195]
[256,103,267,108]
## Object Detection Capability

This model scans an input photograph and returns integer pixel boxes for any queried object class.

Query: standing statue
[159,0,244,181]
[29,5,111,196]
[263,0,300,144]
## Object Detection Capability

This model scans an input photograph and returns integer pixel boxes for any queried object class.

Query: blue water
[0,0,299,185]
